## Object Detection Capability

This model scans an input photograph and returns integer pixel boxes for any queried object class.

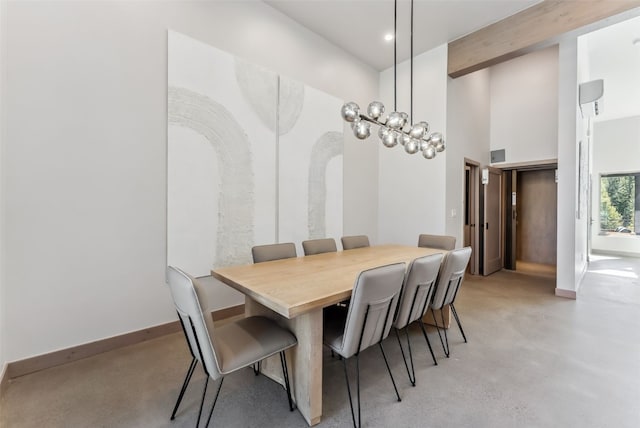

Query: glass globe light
[386,112,404,129]
[409,122,428,139]
[422,145,436,159]
[353,121,370,139]
[350,116,360,130]
[381,131,397,147]
[430,132,445,152]
[367,101,385,120]
[341,102,360,123]
[398,134,411,146]
[404,139,419,154]
[399,112,409,129]
[429,132,443,146]
[378,126,389,139]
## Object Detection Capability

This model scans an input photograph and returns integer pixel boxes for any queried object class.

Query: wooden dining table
[211,244,446,426]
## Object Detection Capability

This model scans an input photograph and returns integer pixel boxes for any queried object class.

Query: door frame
[500,162,558,271]
[464,158,480,275]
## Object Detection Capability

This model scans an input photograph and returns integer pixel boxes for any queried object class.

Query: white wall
[378,44,448,245]
[1,1,378,362]
[445,69,491,246]
[556,38,588,295]
[591,116,640,255]
[0,0,6,375]
[489,46,559,165]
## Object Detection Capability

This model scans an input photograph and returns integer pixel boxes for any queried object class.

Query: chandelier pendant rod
[394,0,397,112]
[410,0,414,126]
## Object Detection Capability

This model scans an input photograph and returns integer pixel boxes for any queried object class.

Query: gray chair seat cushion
[215,316,297,374]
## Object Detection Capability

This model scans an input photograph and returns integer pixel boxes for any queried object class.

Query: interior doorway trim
[464,158,480,275]
[493,158,558,171]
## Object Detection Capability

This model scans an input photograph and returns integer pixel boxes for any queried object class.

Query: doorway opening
[504,165,558,278]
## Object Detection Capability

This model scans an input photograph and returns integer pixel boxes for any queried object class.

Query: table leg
[422,304,451,328]
[245,298,323,426]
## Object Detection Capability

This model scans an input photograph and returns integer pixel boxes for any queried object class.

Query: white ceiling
[265,0,540,71]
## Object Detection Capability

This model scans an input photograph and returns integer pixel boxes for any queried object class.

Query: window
[600,173,638,234]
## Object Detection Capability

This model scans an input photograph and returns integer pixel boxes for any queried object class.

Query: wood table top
[211,244,445,319]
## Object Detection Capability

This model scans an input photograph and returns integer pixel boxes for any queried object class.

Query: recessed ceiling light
[384,33,394,42]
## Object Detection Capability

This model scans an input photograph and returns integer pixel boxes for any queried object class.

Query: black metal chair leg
[253,361,261,375]
[202,377,224,428]
[418,320,438,366]
[450,304,467,343]
[394,328,416,386]
[171,357,198,420]
[431,309,450,358]
[356,355,361,428]
[378,343,401,402]
[196,377,209,428]
[279,351,295,411]
[342,357,358,428]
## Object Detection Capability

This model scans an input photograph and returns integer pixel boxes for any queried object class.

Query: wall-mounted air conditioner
[579,79,604,118]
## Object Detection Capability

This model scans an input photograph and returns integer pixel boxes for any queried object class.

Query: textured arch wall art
[278,79,344,246]
[168,31,343,294]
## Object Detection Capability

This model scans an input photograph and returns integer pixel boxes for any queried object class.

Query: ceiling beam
[448,0,640,78]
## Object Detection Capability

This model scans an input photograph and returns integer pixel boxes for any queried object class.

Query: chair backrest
[172,275,217,364]
[166,266,222,380]
[302,238,337,256]
[339,263,405,358]
[341,235,370,250]
[251,243,297,263]
[431,247,472,310]
[393,253,444,329]
[418,234,456,251]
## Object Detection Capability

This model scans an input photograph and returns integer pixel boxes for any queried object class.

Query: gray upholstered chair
[429,247,472,357]
[418,234,456,251]
[302,238,337,256]
[324,263,405,428]
[251,242,297,263]
[250,243,297,373]
[392,253,444,385]
[168,274,218,420]
[166,266,297,426]
[341,235,370,250]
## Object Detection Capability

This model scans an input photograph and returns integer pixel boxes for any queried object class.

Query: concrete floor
[2,258,639,427]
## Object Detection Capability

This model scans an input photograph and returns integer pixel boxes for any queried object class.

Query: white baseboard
[591,249,640,259]
[555,288,577,299]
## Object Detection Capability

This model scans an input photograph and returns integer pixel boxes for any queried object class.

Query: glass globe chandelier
[340,0,445,160]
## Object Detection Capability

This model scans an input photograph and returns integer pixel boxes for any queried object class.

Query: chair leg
[196,377,209,428]
[431,309,450,358]
[450,304,468,343]
[394,328,416,386]
[342,356,359,428]
[418,320,438,366]
[378,343,401,402]
[279,351,295,411]
[253,361,261,376]
[202,377,224,428]
[171,357,198,420]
